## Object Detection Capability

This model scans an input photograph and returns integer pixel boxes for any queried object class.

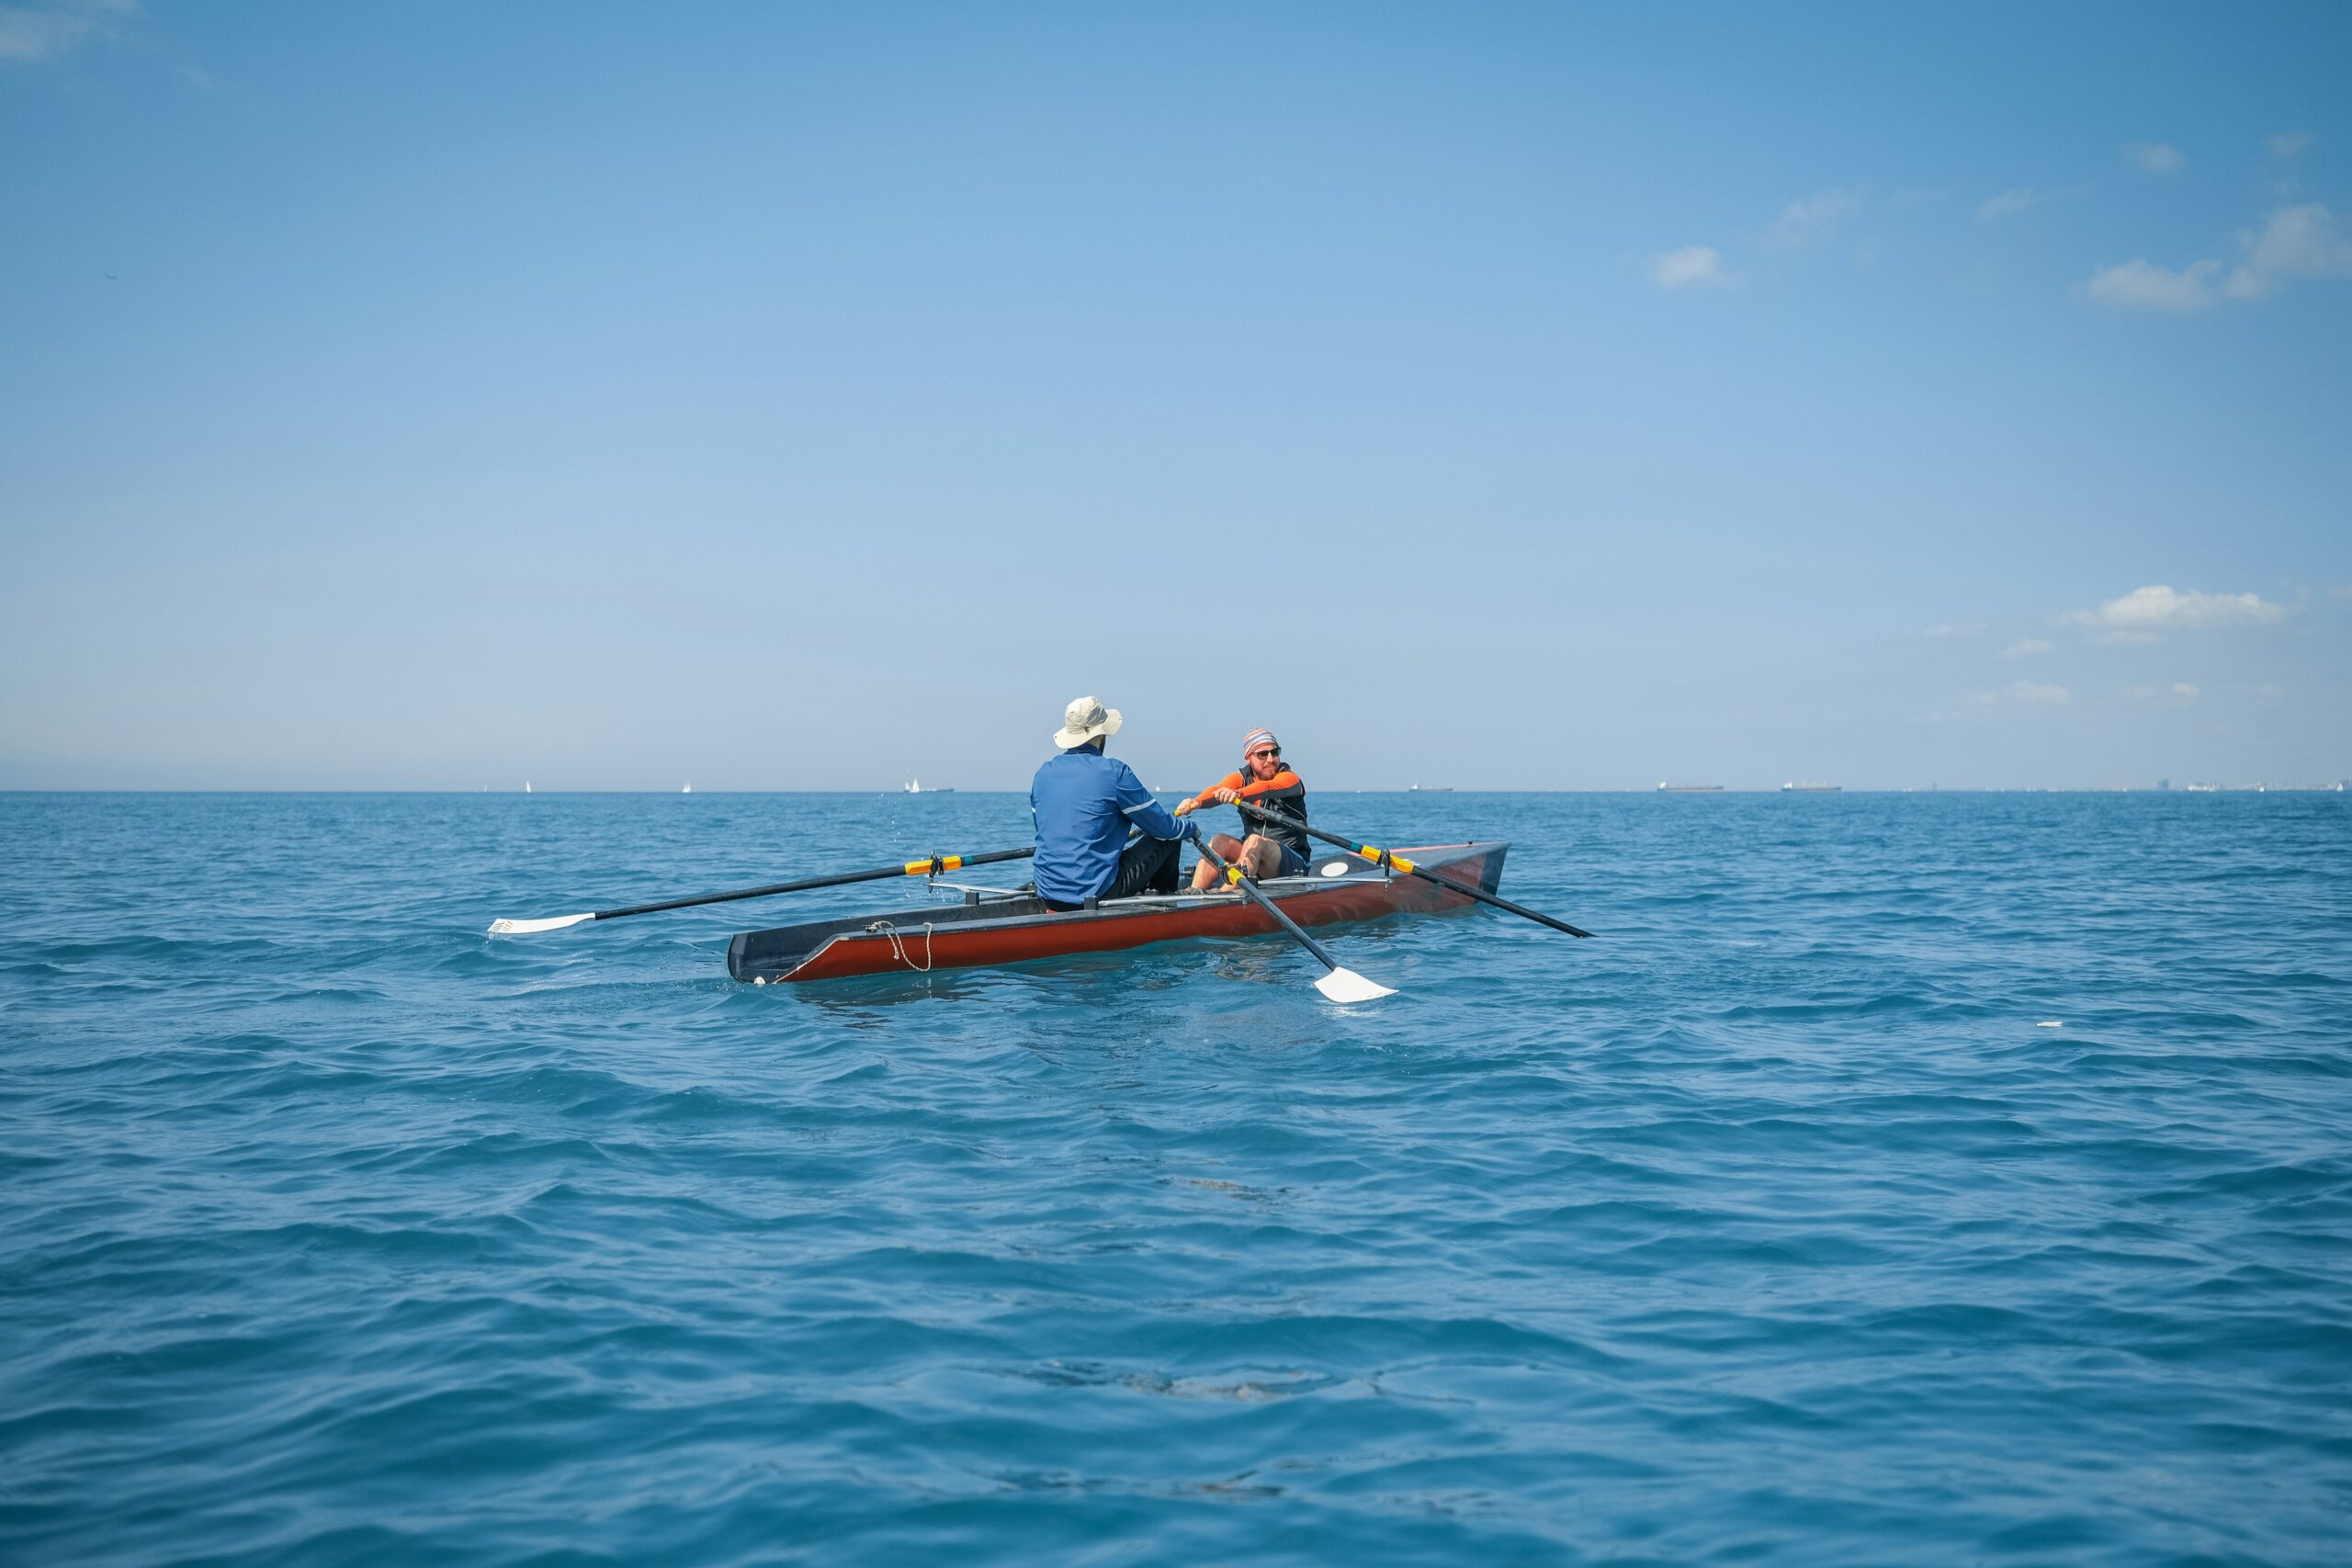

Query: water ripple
[3,790,2349,1564]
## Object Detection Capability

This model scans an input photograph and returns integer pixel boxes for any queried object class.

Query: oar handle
[588,845,1038,922]
[1191,837,1348,973]
[1234,800,1591,939]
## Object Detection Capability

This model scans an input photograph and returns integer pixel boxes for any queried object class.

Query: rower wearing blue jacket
[1031,694,1201,910]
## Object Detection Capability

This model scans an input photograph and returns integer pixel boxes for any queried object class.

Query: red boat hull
[728,842,1508,984]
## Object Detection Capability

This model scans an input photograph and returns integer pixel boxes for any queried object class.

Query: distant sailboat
[682,783,692,794]
[525,781,532,794]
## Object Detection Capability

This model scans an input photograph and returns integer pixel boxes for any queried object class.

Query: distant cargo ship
[1408,784,1454,792]
[1657,783,1724,793]
[903,779,956,794]
[1782,781,1841,792]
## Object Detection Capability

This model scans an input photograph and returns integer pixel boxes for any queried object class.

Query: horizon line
[5,785,2343,796]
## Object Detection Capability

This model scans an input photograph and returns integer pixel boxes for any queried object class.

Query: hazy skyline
[4,4,2347,792]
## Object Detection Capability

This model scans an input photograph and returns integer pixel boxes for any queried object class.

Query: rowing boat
[727,840,1510,984]
[729,841,1509,984]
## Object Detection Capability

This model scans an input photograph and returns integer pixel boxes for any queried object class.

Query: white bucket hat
[1052,694,1124,750]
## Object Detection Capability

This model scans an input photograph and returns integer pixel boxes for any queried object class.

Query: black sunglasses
[1249,747,1281,760]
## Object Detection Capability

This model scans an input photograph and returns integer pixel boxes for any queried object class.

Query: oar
[1192,837,1395,1003]
[487,847,1039,935]
[1234,800,1592,938]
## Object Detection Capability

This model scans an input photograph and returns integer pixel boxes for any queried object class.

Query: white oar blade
[487,912,594,936]
[1315,966,1396,1004]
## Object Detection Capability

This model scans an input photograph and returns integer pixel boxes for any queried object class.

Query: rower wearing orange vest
[1172,728,1311,892]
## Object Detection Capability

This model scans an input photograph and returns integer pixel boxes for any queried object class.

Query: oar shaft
[1192,839,1347,972]
[1235,800,1591,939]
[590,846,1037,922]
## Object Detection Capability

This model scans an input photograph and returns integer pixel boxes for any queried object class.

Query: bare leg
[1240,834,1284,877]
[1192,832,1246,890]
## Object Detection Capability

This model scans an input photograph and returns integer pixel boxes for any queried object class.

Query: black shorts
[1041,835,1183,910]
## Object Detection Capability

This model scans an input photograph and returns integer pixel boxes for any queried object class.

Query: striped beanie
[1241,728,1278,755]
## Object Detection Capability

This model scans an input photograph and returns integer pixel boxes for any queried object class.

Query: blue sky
[3,2,2346,790]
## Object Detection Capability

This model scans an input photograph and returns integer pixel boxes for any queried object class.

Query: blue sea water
[4,790,2350,1566]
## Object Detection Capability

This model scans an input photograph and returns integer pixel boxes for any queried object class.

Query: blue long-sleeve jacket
[1030,746,1193,904]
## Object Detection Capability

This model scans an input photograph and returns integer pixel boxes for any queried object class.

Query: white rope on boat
[865,919,936,972]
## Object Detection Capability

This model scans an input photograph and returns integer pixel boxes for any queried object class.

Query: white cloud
[2002,638,2053,659]
[2089,204,2352,310]
[2065,584,2286,632]
[1650,245,1738,290]
[2086,258,2222,310]
[0,0,131,62]
[2223,203,2352,299]
[2128,142,2185,175]
[1766,188,1863,249]
[2171,682,2200,701]
[1978,188,2040,220]
[2012,682,2072,705]
[2268,132,2313,160]
[2123,682,2202,705]
[1925,621,1987,639]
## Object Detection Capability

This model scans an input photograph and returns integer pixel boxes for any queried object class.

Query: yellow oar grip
[1357,843,1418,874]
[902,854,967,875]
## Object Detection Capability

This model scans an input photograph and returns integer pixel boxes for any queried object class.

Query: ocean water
[4,789,2349,1566]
